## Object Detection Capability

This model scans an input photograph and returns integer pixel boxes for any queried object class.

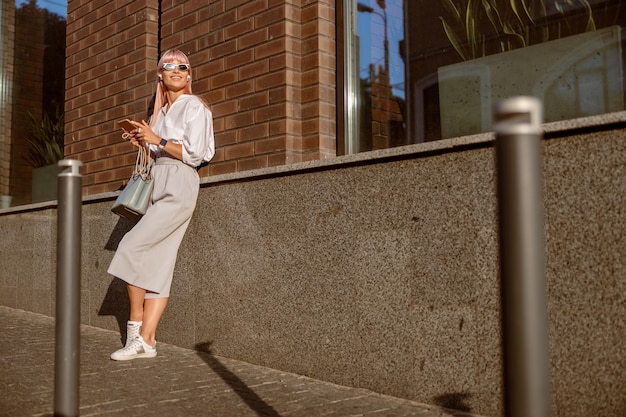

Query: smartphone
[117,119,136,132]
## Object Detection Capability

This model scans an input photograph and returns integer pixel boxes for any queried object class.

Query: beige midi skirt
[107,157,199,298]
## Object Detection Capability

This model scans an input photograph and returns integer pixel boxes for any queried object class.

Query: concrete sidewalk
[0,306,483,417]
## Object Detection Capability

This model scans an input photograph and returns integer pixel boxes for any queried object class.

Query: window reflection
[0,0,66,208]
[351,0,625,150]
[356,0,407,151]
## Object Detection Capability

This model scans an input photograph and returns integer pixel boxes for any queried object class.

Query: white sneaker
[110,335,157,361]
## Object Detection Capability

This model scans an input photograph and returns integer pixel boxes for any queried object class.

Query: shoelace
[118,336,145,354]
[126,325,141,347]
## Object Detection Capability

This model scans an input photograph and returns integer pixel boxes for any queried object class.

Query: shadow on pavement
[98,277,130,346]
[195,342,282,417]
[433,392,473,414]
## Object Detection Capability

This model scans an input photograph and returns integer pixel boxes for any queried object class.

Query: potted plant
[25,109,64,203]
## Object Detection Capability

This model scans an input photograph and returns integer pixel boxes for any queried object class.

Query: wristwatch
[158,138,167,150]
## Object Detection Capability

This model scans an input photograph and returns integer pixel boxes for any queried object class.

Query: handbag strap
[133,145,154,179]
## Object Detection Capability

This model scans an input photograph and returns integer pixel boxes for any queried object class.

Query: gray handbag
[111,145,154,223]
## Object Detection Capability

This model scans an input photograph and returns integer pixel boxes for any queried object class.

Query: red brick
[224,111,255,130]
[255,103,287,122]
[210,39,238,59]
[189,23,213,42]
[268,152,288,167]
[185,0,209,13]
[239,123,270,143]
[256,70,286,90]
[239,1,269,20]
[224,142,254,160]
[239,91,269,111]
[211,147,225,163]
[269,118,301,135]
[199,3,225,22]
[238,155,268,171]
[209,8,237,30]
[205,89,226,105]
[255,136,286,154]
[225,79,255,98]
[225,50,255,70]
[173,12,199,33]
[225,0,250,11]
[211,68,238,89]
[239,28,270,50]
[269,53,301,71]
[216,130,238,147]
[238,60,270,81]
[254,7,285,28]
[255,37,285,59]
[209,160,237,176]
[225,19,254,39]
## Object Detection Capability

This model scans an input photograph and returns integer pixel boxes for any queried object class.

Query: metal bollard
[494,97,551,417]
[55,159,83,417]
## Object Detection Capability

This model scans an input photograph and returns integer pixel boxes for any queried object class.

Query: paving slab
[0,306,484,417]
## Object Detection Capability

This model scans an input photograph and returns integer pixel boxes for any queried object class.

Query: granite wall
[0,127,624,417]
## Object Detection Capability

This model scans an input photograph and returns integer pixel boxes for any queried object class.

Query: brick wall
[0,1,15,197]
[65,0,159,195]
[65,0,337,195]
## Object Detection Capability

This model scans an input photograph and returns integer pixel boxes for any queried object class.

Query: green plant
[440,0,596,60]
[25,110,64,168]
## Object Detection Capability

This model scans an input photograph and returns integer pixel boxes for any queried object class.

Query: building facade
[1,0,624,201]
[0,1,625,416]
[64,0,625,196]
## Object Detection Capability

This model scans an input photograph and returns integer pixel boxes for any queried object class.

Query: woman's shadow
[98,216,135,346]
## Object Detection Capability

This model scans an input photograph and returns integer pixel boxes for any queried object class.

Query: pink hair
[149,49,193,127]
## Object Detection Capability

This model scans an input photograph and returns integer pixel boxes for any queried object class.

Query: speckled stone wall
[0,127,624,417]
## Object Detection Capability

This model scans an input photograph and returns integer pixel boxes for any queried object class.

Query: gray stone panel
[0,127,624,417]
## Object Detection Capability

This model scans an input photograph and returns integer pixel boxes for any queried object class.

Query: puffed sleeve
[180,98,215,167]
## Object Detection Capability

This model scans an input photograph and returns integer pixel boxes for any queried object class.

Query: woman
[108,49,215,361]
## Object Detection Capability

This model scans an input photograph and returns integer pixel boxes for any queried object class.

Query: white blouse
[150,94,215,167]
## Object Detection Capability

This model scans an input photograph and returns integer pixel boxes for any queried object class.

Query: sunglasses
[162,63,190,71]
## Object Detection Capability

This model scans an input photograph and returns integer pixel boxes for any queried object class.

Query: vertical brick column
[300,0,336,161]
[65,0,159,195]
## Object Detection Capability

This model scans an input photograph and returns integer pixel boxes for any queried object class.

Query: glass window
[0,0,66,208]
[343,0,626,153]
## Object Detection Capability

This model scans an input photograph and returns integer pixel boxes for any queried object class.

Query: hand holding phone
[118,119,136,133]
